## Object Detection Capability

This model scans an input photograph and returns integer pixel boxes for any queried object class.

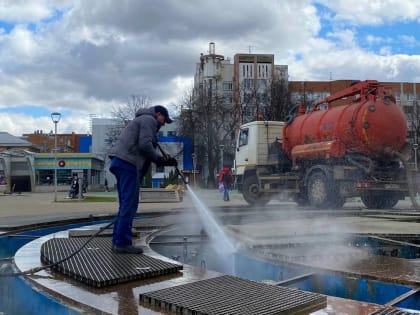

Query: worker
[109,105,177,254]
[268,138,291,172]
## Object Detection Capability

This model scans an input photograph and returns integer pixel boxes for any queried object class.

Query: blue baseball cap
[154,105,173,123]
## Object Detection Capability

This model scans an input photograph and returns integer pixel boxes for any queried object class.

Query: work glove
[164,157,178,167]
[156,156,178,167]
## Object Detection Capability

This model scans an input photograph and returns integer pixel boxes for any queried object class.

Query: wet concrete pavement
[4,189,420,314]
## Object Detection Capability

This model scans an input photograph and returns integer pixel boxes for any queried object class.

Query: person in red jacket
[219,166,233,201]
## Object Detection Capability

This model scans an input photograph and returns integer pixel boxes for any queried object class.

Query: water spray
[157,143,236,255]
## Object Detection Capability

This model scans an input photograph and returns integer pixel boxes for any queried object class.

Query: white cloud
[2,25,40,60]
[0,0,74,23]
[1,112,91,135]
[379,46,393,56]
[399,35,420,48]
[0,0,419,136]
[365,35,388,45]
[316,0,420,25]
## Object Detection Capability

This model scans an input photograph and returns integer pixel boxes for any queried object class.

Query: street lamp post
[51,112,61,202]
[414,143,418,171]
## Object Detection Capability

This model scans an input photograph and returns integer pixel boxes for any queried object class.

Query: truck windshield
[239,128,249,147]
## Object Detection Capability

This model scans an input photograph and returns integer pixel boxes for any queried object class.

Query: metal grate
[40,237,182,287]
[140,274,326,315]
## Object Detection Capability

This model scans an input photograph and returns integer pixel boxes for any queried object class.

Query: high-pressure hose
[0,219,117,277]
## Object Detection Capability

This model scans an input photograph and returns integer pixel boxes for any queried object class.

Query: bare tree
[178,76,294,186]
[267,78,293,121]
[237,80,259,124]
[105,94,151,153]
[235,77,292,124]
[178,80,235,187]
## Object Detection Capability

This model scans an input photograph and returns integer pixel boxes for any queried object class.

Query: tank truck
[235,80,419,209]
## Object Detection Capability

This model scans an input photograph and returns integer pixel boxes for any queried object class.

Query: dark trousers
[110,158,140,246]
[223,184,230,201]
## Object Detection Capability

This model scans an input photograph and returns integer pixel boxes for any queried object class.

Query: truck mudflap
[355,180,408,192]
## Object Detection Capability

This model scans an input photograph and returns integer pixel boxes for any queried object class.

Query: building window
[257,79,268,90]
[243,79,254,89]
[243,92,253,103]
[223,82,233,90]
[167,131,177,137]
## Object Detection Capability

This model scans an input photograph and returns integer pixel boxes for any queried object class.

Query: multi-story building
[194,42,288,126]
[192,43,288,183]
[233,53,288,125]
[22,130,91,153]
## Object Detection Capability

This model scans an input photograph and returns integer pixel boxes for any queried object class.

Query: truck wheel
[293,193,309,206]
[381,195,400,208]
[307,171,332,208]
[242,175,271,206]
[361,193,399,209]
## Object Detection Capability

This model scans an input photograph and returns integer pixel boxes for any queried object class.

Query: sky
[1,0,420,136]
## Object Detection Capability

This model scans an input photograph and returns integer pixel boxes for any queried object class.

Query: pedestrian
[67,175,79,199]
[109,105,177,254]
[219,166,233,201]
[104,178,109,192]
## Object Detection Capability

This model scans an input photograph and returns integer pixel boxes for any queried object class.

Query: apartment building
[192,43,288,183]
[194,42,288,125]
[22,130,91,153]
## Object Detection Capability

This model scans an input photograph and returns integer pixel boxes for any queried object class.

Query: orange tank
[282,81,407,161]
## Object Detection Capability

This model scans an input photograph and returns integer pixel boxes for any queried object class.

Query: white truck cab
[235,121,285,177]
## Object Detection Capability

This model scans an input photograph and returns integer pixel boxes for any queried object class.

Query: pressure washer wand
[156,143,188,186]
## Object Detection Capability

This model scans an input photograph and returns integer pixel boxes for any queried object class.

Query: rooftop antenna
[248,45,257,54]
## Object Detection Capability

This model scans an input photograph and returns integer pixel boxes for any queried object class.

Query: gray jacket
[109,107,163,174]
